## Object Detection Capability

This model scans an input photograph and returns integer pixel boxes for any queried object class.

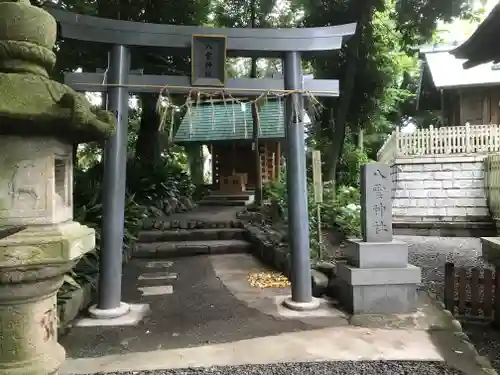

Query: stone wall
[391,155,489,225]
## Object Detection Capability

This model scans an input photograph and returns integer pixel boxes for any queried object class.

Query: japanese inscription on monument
[360,162,392,243]
[191,34,227,87]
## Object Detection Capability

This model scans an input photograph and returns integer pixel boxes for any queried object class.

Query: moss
[0,0,116,142]
[0,0,57,49]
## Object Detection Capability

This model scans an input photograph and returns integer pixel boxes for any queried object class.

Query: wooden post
[312,150,323,259]
[444,262,455,312]
[276,141,281,180]
[484,269,494,319]
[429,125,434,154]
[231,141,236,175]
[457,267,467,316]
[316,204,322,260]
[252,102,262,204]
[465,122,471,153]
[494,266,500,327]
[394,127,400,158]
[471,268,480,316]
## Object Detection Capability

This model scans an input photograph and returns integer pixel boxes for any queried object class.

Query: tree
[212,0,293,200]
[52,0,211,168]
[297,0,475,183]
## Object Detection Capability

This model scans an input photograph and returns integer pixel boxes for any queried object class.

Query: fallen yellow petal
[247,271,291,289]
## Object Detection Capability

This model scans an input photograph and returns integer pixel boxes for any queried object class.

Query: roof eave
[451,3,500,66]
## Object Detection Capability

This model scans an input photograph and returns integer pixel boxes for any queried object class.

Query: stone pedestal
[336,163,421,315]
[336,242,421,314]
[0,262,70,375]
[0,136,95,375]
[480,237,500,266]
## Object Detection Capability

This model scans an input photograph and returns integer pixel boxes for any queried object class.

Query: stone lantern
[0,1,115,374]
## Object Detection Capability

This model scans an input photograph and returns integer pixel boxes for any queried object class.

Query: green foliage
[307,182,361,260]
[330,186,362,238]
[53,0,212,76]
[60,153,193,299]
[337,138,371,187]
[298,0,474,180]
[395,0,476,50]
[263,171,362,261]
[263,178,287,208]
[127,157,194,207]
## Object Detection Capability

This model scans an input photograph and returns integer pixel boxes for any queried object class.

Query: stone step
[138,228,247,242]
[134,239,253,258]
[210,189,255,195]
[198,199,250,207]
[143,219,242,231]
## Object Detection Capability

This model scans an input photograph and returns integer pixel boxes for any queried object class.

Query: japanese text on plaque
[204,44,213,77]
[371,169,389,235]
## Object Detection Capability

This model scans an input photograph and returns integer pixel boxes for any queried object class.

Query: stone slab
[336,263,421,286]
[138,285,174,296]
[346,239,408,268]
[0,221,95,265]
[58,327,445,374]
[145,261,173,268]
[134,240,252,259]
[336,264,421,314]
[138,272,177,280]
[360,162,392,243]
[337,279,418,314]
[74,303,150,327]
[138,228,246,242]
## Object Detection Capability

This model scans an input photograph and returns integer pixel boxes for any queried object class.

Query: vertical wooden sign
[312,150,323,203]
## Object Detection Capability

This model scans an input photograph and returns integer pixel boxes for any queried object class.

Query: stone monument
[336,162,421,314]
[0,1,115,374]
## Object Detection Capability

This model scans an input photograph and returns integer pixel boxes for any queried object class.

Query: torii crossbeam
[46,5,356,317]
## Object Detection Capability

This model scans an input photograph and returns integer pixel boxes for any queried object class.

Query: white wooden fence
[377,124,500,164]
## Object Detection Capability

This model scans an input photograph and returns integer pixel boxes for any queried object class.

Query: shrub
[59,154,194,300]
[263,176,361,261]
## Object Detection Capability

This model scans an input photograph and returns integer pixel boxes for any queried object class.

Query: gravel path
[396,235,488,299]
[397,235,500,374]
[87,361,466,374]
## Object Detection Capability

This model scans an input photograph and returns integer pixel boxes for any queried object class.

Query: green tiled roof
[174,100,285,142]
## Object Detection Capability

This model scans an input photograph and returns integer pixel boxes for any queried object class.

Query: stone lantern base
[0,222,95,375]
[0,136,96,375]
[0,262,71,375]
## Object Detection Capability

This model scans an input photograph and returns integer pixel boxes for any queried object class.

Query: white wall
[391,155,489,223]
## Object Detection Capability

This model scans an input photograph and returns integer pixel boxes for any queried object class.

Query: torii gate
[46,5,356,317]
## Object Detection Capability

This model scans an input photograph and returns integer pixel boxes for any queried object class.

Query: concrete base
[88,302,131,319]
[275,295,343,318]
[336,264,421,314]
[59,326,446,374]
[282,296,320,311]
[393,220,495,238]
[346,239,408,268]
[77,303,150,327]
[480,237,500,266]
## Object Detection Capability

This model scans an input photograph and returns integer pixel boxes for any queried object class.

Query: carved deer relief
[8,162,40,209]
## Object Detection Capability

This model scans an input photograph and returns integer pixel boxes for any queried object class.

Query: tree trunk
[250,0,263,205]
[136,94,161,167]
[251,62,262,205]
[325,0,374,183]
[357,128,364,150]
[186,143,205,185]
